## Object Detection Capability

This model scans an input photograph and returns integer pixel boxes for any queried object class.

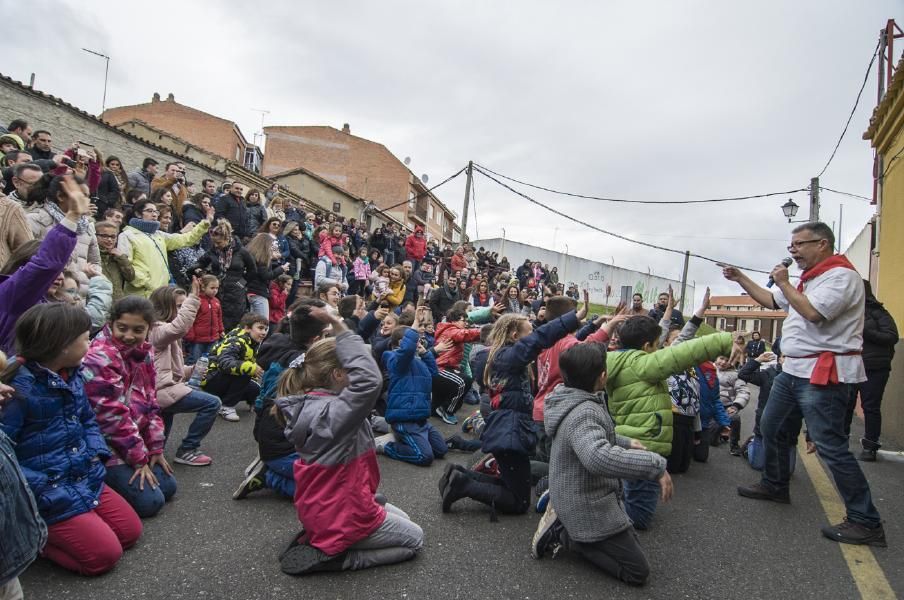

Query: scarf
[45,201,89,235]
[213,241,235,275]
[790,254,860,385]
[796,254,857,292]
[128,218,160,234]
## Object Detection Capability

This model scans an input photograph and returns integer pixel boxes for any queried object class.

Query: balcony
[408,198,428,224]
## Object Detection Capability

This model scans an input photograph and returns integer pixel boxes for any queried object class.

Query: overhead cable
[473,166,773,274]
[816,39,881,178]
[380,166,468,213]
[473,162,807,205]
[818,186,872,202]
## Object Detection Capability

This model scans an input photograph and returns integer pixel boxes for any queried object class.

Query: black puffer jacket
[191,239,255,331]
[862,292,898,372]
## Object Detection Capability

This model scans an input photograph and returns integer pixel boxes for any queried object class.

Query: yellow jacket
[117,220,210,297]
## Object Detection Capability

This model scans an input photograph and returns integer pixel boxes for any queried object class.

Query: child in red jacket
[269,274,292,327]
[432,307,482,424]
[185,275,224,365]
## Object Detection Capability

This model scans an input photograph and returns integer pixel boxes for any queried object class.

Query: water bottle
[188,355,209,389]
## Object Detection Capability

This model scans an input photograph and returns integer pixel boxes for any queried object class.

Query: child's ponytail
[276,338,341,397]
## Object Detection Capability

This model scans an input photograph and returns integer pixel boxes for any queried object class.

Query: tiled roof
[864,55,904,141]
[709,295,759,305]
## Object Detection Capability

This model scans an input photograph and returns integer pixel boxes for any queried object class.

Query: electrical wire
[379,166,468,213]
[473,163,807,205]
[881,145,904,180]
[816,39,881,178]
[818,186,872,202]
[474,167,774,274]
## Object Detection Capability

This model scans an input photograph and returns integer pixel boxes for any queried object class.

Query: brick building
[704,295,786,342]
[262,124,458,243]
[101,93,262,172]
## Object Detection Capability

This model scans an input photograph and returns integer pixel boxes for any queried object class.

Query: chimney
[152,92,160,102]
[342,123,350,134]
[166,93,175,102]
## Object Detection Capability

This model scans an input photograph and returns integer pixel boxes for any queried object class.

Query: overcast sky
[5,1,899,304]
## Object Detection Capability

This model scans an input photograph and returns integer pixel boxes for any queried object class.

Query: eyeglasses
[96,233,117,239]
[142,208,160,215]
[786,239,824,252]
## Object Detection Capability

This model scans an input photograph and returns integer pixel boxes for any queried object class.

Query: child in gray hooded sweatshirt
[530,342,673,586]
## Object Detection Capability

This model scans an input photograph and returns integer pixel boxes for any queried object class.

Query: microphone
[766,257,794,288]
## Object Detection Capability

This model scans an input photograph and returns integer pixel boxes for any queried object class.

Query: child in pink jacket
[83,296,177,518]
[318,222,348,267]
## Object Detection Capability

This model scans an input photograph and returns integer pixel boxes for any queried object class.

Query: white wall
[843,220,872,277]
[473,238,694,309]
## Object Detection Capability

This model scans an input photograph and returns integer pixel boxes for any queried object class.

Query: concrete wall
[843,220,873,281]
[272,171,363,221]
[0,76,221,186]
[472,237,693,309]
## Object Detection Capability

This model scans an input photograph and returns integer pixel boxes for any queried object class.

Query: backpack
[742,435,796,475]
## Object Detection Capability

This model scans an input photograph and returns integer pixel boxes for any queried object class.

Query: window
[740,319,748,331]
[428,205,434,220]
[718,318,726,330]
[438,213,444,228]
[332,202,341,213]
[235,145,241,160]
[753,319,760,332]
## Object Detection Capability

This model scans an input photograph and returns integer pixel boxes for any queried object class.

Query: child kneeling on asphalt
[275,308,424,575]
[377,326,448,466]
[531,342,672,586]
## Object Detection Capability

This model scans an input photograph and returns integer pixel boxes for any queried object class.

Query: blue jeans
[162,390,221,452]
[761,372,881,527]
[185,341,214,366]
[104,463,177,518]
[384,421,448,466]
[264,453,298,498]
[247,294,269,320]
[623,478,660,530]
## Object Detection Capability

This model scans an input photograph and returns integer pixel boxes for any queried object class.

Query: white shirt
[773,266,866,383]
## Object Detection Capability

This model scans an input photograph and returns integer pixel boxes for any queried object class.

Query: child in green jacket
[605,315,731,530]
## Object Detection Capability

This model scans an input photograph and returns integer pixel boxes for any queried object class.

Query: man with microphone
[720,222,885,547]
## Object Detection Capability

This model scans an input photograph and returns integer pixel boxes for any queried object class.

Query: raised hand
[576,289,590,320]
[718,263,743,282]
[60,175,91,219]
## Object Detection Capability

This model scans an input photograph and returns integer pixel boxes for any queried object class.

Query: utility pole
[679,250,690,313]
[809,177,820,222]
[460,161,472,246]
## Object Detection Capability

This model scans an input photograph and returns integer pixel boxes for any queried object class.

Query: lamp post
[82,48,110,115]
[781,198,812,224]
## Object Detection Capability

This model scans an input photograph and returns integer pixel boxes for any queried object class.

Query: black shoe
[438,462,457,497]
[729,445,741,457]
[442,470,471,513]
[280,543,347,575]
[737,482,790,504]
[821,519,887,547]
[858,449,877,462]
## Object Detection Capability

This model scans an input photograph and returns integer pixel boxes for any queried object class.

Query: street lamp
[82,48,110,114]
[781,198,809,223]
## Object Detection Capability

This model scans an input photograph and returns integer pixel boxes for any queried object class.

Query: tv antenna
[251,108,270,147]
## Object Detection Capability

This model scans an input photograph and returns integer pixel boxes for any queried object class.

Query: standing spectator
[404,226,426,267]
[117,198,211,297]
[6,120,31,145]
[214,181,249,241]
[745,332,766,359]
[151,163,187,232]
[648,292,685,328]
[128,158,158,196]
[184,275,224,365]
[516,259,532,288]
[451,246,468,273]
[96,156,129,216]
[95,220,134,303]
[845,280,898,461]
[191,221,256,331]
[29,130,54,161]
[384,224,401,266]
[245,188,267,234]
[627,293,647,316]
[0,189,32,267]
[244,233,290,321]
[428,274,461,323]
[8,162,43,206]
[723,222,885,546]
[351,246,372,297]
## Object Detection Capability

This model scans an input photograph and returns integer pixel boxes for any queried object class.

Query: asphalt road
[20,387,903,600]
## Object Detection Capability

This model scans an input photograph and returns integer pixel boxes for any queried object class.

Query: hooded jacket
[434,322,482,371]
[185,294,224,344]
[383,328,438,423]
[150,294,200,408]
[276,331,385,555]
[1,362,110,526]
[82,326,166,469]
[545,385,666,542]
[117,219,210,297]
[605,332,732,456]
[862,293,898,371]
[404,228,427,261]
[716,369,750,410]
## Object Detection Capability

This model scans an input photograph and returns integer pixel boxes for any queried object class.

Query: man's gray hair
[792,221,835,249]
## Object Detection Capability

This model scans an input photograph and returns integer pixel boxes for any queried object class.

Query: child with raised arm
[530,342,671,587]
[440,310,580,517]
[276,308,424,575]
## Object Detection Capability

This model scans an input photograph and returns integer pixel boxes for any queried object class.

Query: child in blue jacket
[379,327,447,466]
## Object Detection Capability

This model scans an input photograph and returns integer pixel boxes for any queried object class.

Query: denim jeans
[104,463,177,518]
[760,372,881,527]
[247,294,269,320]
[264,453,298,498]
[161,390,221,452]
[623,478,660,530]
[184,342,214,366]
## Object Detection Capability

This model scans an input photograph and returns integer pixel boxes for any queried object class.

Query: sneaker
[536,489,550,514]
[729,445,742,457]
[244,455,262,477]
[233,460,267,500]
[219,406,240,422]
[821,519,887,547]
[737,481,790,504]
[473,454,500,478]
[174,448,213,466]
[280,543,347,575]
[438,462,463,497]
[535,475,549,498]
[461,410,482,433]
[374,432,395,455]
[435,407,458,425]
[531,503,564,559]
